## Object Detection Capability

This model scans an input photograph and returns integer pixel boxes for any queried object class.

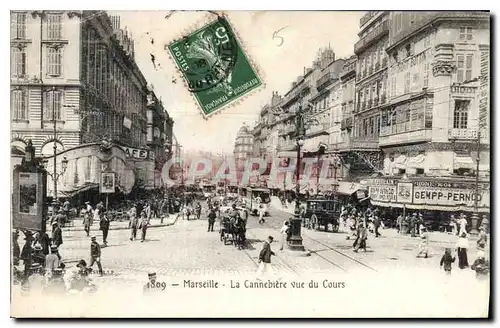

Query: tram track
[260,219,377,274]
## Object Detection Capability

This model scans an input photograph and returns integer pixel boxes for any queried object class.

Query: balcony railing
[367,99,372,109]
[374,97,379,106]
[448,128,479,140]
[375,62,380,71]
[307,123,330,136]
[354,19,389,54]
[336,137,380,151]
[316,72,335,90]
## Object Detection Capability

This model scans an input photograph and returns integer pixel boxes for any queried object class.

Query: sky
[110,11,364,154]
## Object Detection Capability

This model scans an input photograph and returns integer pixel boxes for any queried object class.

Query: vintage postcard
[10,10,490,318]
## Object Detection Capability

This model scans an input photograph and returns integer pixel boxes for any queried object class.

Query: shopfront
[368,177,490,220]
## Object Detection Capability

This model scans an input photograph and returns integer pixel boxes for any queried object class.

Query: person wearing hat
[83,201,94,237]
[99,209,110,245]
[409,213,418,237]
[139,211,150,242]
[416,226,429,258]
[279,221,290,251]
[477,226,488,249]
[129,203,139,241]
[479,215,489,234]
[45,245,60,276]
[456,232,469,269]
[257,236,276,279]
[458,213,468,236]
[207,208,217,232]
[89,236,103,275]
[51,221,63,260]
[471,250,489,279]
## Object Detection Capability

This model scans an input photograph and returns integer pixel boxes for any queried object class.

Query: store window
[453,100,469,129]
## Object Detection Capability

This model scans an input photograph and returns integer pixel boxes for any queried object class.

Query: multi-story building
[369,12,490,217]
[233,124,254,185]
[349,11,391,180]
[10,10,173,200]
[146,90,174,188]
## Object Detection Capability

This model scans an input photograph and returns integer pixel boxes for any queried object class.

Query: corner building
[369,12,490,217]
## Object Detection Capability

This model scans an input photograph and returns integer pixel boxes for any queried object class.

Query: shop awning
[337,181,361,195]
[370,200,490,213]
[57,183,99,199]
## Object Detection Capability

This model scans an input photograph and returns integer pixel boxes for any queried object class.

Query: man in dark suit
[99,210,110,245]
[257,236,275,279]
[51,222,63,260]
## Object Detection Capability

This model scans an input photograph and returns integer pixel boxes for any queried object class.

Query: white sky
[110,11,364,153]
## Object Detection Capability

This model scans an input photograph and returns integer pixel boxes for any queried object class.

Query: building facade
[366,11,490,216]
[10,10,174,199]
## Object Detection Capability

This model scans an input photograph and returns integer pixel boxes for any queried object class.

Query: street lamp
[288,105,306,252]
[42,155,68,203]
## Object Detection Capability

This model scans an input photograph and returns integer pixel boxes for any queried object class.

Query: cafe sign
[121,146,154,160]
[412,180,489,208]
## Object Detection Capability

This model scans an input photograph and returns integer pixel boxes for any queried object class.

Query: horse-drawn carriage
[303,197,341,232]
[219,206,247,249]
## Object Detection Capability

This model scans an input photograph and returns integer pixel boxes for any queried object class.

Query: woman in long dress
[456,233,469,269]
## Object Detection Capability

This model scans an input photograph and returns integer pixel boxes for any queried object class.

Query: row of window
[357,42,389,79]
[11,88,64,121]
[11,46,63,78]
[11,12,63,40]
[357,79,387,111]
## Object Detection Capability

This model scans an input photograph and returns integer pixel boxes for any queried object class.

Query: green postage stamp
[168,17,262,117]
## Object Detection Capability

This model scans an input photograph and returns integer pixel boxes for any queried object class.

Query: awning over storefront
[337,181,361,195]
[370,199,490,213]
[57,183,99,199]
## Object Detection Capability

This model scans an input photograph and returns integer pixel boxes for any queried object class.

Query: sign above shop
[121,146,154,160]
[451,85,476,95]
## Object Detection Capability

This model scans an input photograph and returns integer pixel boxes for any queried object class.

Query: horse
[230,216,246,250]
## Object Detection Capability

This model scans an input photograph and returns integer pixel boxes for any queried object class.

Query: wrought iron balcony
[381,94,386,104]
[367,99,372,109]
[375,62,380,71]
[316,72,335,90]
[354,19,389,54]
[374,97,379,106]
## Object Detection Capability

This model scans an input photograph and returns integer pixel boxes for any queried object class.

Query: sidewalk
[53,214,181,232]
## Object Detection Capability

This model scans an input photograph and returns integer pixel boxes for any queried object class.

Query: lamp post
[470,130,481,234]
[288,103,307,252]
[42,156,68,204]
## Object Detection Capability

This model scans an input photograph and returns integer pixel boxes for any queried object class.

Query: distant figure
[279,221,289,251]
[477,227,487,249]
[353,223,368,253]
[207,209,216,232]
[471,251,489,280]
[89,237,103,275]
[139,211,149,242]
[440,248,456,275]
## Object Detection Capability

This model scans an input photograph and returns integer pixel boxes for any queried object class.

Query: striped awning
[370,200,490,213]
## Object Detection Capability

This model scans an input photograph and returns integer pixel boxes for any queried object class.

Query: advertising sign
[412,180,490,207]
[12,171,45,231]
[368,179,397,202]
[100,172,116,194]
[396,182,413,203]
[121,146,154,160]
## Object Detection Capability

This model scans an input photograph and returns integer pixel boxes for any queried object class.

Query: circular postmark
[181,19,238,93]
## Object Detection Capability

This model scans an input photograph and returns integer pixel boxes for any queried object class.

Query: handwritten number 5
[272,27,287,47]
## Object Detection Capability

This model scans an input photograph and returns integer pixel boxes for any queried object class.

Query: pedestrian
[402,215,409,235]
[195,202,202,220]
[13,231,21,266]
[99,210,110,246]
[373,215,381,237]
[396,213,403,233]
[207,208,216,232]
[416,227,429,258]
[89,236,103,275]
[456,232,469,269]
[139,211,149,242]
[257,236,276,279]
[449,214,457,235]
[410,213,417,237]
[477,227,487,249]
[458,213,468,236]
[440,248,456,275]
[279,221,289,251]
[417,213,424,235]
[45,245,60,278]
[354,223,368,253]
[479,215,489,234]
[258,204,265,224]
[51,222,63,260]
[83,201,93,237]
[471,250,489,280]
[129,204,139,241]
